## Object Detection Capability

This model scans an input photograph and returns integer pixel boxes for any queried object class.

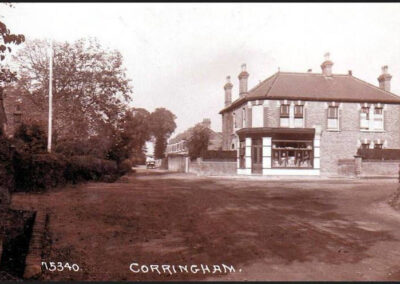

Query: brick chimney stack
[224,75,233,107]
[321,52,334,76]
[238,64,249,97]
[377,65,392,92]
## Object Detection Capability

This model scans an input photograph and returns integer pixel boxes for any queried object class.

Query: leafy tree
[14,38,132,141]
[149,108,177,159]
[13,122,47,154]
[0,16,25,133]
[107,108,151,164]
[187,123,211,160]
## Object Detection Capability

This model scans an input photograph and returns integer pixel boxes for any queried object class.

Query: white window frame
[327,105,339,131]
[280,104,290,127]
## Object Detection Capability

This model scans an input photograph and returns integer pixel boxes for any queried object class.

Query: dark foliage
[13,122,47,154]
[149,108,177,159]
[187,124,211,160]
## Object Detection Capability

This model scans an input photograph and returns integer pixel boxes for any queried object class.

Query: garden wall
[188,158,236,176]
[360,161,400,178]
[338,158,400,178]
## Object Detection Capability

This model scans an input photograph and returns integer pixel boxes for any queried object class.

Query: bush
[66,155,118,183]
[13,122,47,154]
[13,153,119,192]
[14,152,68,191]
[118,159,133,175]
[0,135,15,191]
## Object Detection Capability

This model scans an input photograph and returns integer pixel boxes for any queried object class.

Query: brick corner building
[220,53,400,176]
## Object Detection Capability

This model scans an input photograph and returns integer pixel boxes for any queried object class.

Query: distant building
[166,118,222,155]
[2,85,46,137]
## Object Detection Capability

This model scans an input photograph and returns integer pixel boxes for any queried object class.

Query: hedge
[13,153,119,192]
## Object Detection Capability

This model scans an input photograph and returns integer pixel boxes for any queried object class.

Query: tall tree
[0,16,25,133]
[14,38,132,141]
[187,123,211,160]
[149,108,177,159]
[107,107,151,163]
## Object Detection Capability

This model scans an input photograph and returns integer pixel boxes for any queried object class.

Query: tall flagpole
[47,39,53,153]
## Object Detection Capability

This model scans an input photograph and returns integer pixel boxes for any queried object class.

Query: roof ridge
[278,71,350,77]
[350,75,400,99]
[265,72,280,98]
[246,72,278,94]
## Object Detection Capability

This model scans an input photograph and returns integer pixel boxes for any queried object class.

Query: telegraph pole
[47,39,53,153]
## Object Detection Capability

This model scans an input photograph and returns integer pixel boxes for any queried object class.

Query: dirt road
[10,170,400,281]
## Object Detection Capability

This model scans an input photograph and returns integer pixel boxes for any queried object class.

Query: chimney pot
[378,65,392,92]
[321,52,333,76]
[238,64,249,97]
[348,70,352,76]
[307,69,312,73]
[224,75,233,107]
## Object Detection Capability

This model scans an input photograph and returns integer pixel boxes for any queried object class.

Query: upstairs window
[374,107,384,130]
[280,104,290,127]
[280,105,290,118]
[360,106,370,129]
[294,105,304,127]
[294,105,303,118]
[327,106,339,130]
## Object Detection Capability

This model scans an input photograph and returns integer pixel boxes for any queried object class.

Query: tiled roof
[220,72,400,113]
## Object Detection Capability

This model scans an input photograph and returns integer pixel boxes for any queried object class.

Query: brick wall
[189,158,236,175]
[361,161,400,178]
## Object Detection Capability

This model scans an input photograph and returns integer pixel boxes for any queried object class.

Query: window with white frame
[327,106,339,130]
[360,106,370,129]
[294,105,304,127]
[280,104,290,127]
[373,106,384,130]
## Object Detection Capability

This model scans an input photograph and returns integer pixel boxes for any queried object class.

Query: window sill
[360,129,385,133]
[326,129,340,132]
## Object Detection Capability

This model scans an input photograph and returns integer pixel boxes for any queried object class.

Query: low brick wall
[338,159,357,177]
[338,158,400,178]
[360,161,400,178]
[189,159,236,176]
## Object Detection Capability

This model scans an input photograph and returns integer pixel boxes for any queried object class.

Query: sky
[2,3,400,136]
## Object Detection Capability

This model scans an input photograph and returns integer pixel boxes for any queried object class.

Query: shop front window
[271,140,313,168]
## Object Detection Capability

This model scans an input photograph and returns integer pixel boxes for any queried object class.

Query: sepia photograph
[1,2,400,282]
